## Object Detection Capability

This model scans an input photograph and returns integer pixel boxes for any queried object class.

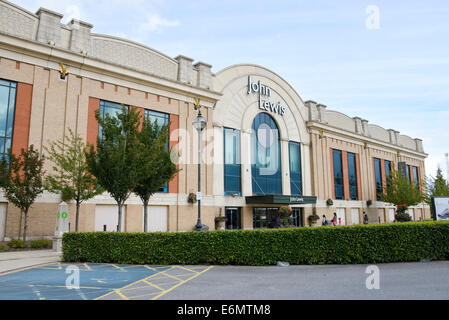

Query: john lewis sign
[247,76,287,116]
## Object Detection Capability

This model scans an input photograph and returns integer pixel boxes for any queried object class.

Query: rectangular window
[374,158,383,201]
[384,160,392,185]
[99,100,128,139]
[332,149,344,200]
[0,79,17,162]
[289,142,302,195]
[347,152,358,200]
[145,109,170,192]
[253,207,279,229]
[224,127,241,196]
[406,165,411,183]
[412,166,419,188]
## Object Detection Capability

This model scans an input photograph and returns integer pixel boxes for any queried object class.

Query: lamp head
[192,111,207,132]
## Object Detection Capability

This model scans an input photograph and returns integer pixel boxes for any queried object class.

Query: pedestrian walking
[332,212,337,226]
[322,215,328,226]
[363,211,368,224]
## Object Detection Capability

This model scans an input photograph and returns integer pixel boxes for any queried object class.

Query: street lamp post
[192,108,208,231]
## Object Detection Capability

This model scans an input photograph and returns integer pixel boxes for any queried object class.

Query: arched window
[251,113,282,195]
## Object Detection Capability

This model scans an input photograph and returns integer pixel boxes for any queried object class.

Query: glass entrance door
[225,207,241,230]
[253,207,279,229]
[291,208,303,227]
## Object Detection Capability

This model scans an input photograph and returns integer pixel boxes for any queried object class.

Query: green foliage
[45,129,103,231]
[62,221,449,265]
[0,243,8,251]
[0,145,45,242]
[133,115,178,232]
[382,170,424,210]
[29,239,52,249]
[86,106,143,231]
[427,168,449,204]
[7,238,25,249]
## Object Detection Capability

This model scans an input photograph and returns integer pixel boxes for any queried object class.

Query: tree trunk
[23,209,28,243]
[18,210,22,239]
[117,202,122,232]
[143,199,148,232]
[75,201,80,232]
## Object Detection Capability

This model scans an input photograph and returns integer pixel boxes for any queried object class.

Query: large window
[0,79,17,161]
[385,160,392,185]
[347,152,358,200]
[289,141,302,195]
[374,158,383,200]
[99,100,128,139]
[224,128,241,196]
[332,149,344,200]
[412,166,419,188]
[145,109,170,193]
[251,113,282,195]
[253,207,279,229]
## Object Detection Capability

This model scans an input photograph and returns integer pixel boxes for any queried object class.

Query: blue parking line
[0,263,170,300]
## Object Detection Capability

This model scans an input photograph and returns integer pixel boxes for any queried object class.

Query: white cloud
[140,14,180,33]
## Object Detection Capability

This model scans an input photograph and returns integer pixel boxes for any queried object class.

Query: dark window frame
[332,149,344,200]
[289,141,302,196]
[0,79,17,162]
[223,127,241,196]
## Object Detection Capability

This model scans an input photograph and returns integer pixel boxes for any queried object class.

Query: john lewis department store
[0,2,430,240]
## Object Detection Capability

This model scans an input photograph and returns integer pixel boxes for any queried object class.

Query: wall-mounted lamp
[58,63,69,80]
[363,142,368,150]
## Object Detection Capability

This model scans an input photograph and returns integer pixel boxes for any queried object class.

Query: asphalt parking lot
[0,261,448,300]
[0,262,211,300]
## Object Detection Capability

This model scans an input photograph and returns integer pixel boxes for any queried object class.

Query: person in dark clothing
[322,215,328,226]
[363,211,369,224]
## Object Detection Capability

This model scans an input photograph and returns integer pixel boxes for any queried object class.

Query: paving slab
[0,250,61,274]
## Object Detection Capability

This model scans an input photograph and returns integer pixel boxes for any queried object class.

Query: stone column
[69,19,93,54]
[241,129,252,196]
[36,8,63,46]
[175,55,195,85]
[317,104,328,123]
[194,62,213,90]
[281,139,291,195]
[305,100,319,121]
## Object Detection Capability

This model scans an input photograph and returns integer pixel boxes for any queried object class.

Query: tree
[44,129,103,232]
[133,116,178,232]
[427,168,449,202]
[0,145,45,242]
[382,170,425,222]
[86,105,142,232]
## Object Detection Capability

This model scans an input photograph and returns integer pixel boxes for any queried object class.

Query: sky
[12,0,449,179]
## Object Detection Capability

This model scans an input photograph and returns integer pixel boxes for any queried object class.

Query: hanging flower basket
[277,206,292,227]
[187,193,197,204]
[326,199,333,206]
[395,204,410,222]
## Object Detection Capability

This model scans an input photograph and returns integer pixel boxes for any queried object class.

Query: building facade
[0,1,430,240]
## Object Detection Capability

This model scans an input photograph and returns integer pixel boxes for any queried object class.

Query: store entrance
[225,207,241,230]
[253,207,304,229]
[253,207,279,229]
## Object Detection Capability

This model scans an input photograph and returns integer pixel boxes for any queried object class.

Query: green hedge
[30,239,52,249]
[62,221,449,265]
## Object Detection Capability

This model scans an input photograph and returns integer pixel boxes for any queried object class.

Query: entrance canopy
[245,195,317,205]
